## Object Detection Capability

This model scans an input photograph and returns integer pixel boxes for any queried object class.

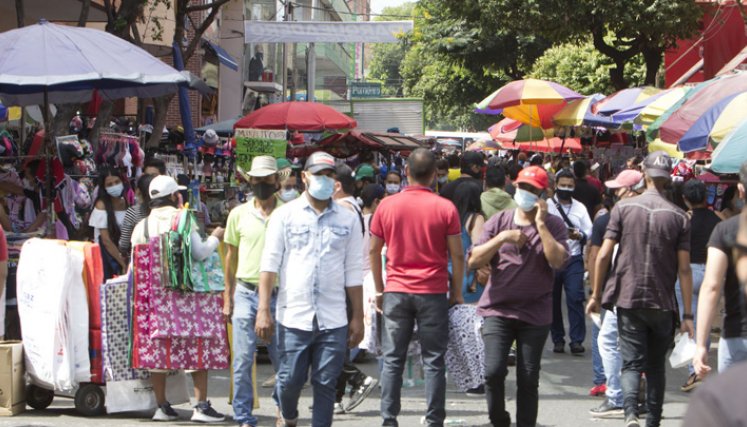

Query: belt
[238,279,277,295]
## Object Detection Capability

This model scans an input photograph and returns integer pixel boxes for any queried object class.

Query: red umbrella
[234,102,357,131]
[500,137,582,154]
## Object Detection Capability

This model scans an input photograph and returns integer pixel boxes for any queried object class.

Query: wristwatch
[682,314,694,320]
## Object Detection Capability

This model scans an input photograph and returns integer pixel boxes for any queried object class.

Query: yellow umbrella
[648,138,684,159]
[635,88,689,130]
[553,94,605,126]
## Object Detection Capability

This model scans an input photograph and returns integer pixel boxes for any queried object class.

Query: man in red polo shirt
[370,148,464,427]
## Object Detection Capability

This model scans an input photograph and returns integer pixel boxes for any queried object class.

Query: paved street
[5,324,697,427]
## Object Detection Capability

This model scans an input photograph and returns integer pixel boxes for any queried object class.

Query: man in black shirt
[677,179,721,392]
[572,160,602,219]
[439,151,484,202]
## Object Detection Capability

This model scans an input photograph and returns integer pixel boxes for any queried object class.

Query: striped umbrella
[500,137,582,153]
[488,118,553,143]
[482,79,584,129]
[711,119,747,173]
[593,86,662,115]
[678,91,747,153]
[553,94,605,126]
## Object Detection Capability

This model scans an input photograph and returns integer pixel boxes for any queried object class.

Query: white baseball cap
[149,175,187,199]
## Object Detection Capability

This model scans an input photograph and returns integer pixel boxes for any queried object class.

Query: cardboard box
[0,341,25,416]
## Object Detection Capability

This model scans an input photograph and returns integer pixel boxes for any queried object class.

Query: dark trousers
[483,316,550,427]
[617,308,675,427]
[551,255,586,345]
[380,292,449,427]
[335,358,366,402]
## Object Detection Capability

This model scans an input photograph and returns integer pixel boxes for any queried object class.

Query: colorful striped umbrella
[710,119,747,173]
[500,137,582,153]
[482,79,584,129]
[593,86,662,115]
[678,91,747,153]
[552,94,605,127]
[474,89,503,115]
[632,87,690,129]
[488,118,553,142]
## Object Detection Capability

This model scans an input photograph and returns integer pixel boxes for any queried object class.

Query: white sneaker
[333,402,346,415]
[152,403,179,421]
[191,401,226,423]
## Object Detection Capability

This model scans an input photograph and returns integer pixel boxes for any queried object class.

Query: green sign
[350,82,382,98]
[234,128,287,173]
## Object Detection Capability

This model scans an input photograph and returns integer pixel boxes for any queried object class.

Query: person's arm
[223,243,238,322]
[0,181,23,196]
[370,235,386,312]
[256,211,286,341]
[469,214,485,244]
[0,203,11,231]
[447,234,465,305]
[189,229,222,261]
[468,229,526,269]
[118,211,136,256]
[579,208,593,244]
[535,199,568,269]
[586,239,616,314]
[678,249,695,338]
[693,247,728,377]
[99,228,127,270]
[587,244,600,291]
[735,207,747,284]
[344,215,365,347]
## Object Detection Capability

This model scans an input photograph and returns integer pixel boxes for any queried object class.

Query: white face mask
[386,183,401,194]
[279,188,300,202]
[106,183,124,198]
[514,188,539,212]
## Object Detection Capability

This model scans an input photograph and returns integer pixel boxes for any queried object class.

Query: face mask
[735,198,745,212]
[307,174,335,200]
[437,176,448,185]
[514,188,539,212]
[252,182,277,201]
[386,183,401,194]
[106,183,124,198]
[556,187,574,201]
[279,188,300,202]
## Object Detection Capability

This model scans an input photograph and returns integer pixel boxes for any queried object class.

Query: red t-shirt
[370,186,461,294]
[0,225,7,262]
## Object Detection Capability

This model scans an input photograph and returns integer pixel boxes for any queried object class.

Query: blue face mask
[307,174,335,200]
[514,188,539,212]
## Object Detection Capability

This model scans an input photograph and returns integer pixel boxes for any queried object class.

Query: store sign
[234,128,287,173]
[350,82,382,98]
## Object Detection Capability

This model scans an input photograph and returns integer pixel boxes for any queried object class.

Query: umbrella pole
[42,87,55,238]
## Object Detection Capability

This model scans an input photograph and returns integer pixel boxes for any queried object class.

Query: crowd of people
[3,134,747,427]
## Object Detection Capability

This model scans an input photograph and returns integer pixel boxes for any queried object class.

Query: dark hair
[144,157,166,175]
[94,166,127,243]
[386,170,402,182]
[507,162,520,180]
[460,152,483,174]
[682,179,707,205]
[556,168,576,182]
[150,195,179,209]
[136,174,155,216]
[436,159,449,171]
[573,160,588,179]
[529,154,543,166]
[447,153,460,168]
[335,164,356,196]
[407,148,436,184]
[485,166,506,189]
[722,186,737,211]
[361,184,385,208]
[453,181,483,226]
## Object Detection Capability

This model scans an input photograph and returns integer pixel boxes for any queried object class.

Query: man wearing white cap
[256,151,364,427]
[224,156,284,427]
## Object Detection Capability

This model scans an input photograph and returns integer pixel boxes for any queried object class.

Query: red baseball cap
[515,166,549,190]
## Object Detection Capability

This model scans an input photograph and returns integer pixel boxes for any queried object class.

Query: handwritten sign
[234,128,287,172]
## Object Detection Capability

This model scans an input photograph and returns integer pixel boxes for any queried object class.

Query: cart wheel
[26,384,54,410]
[74,383,106,417]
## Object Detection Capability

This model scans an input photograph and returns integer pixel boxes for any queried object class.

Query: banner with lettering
[234,128,287,172]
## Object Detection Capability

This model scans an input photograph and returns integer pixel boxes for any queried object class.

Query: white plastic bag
[105,372,190,414]
[669,332,696,369]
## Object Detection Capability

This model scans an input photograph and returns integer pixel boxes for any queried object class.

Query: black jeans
[617,308,675,427]
[483,316,550,427]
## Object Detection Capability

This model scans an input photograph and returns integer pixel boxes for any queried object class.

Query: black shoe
[639,403,649,415]
[507,348,517,366]
[344,376,378,412]
[382,419,398,426]
[624,414,640,427]
[570,343,585,354]
[589,399,624,418]
[465,384,485,397]
[553,342,565,353]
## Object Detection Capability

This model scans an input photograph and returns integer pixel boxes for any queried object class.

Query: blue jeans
[675,263,706,375]
[380,292,449,426]
[718,337,747,373]
[232,286,279,426]
[276,319,348,427]
[551,255,586,345]
[591,321,605,385]
[598,309,622,407]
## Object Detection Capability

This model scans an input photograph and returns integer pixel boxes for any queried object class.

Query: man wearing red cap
[469,166,569,427]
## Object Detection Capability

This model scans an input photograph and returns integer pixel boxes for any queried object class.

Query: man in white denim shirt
[256,151,364,427]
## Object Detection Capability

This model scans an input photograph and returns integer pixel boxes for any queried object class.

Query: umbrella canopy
[196,117,241,137]
[593,86,661,115]
[678,91,747,153]
[489,117,553,142]
[234,102,357,131]
[500,137,582,154]
[466,139,500,151]
[553,94,604,127]
[474,89,503,115]
[0,20,187,106]
[636,87,689,129]
[711,119,747,173]
[483,79,584,129]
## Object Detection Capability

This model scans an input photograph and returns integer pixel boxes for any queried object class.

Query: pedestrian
[130,175,226,423]
[360,184,386,356]
[223,156,284,427]
[452,182,486,304]
[693,162,747,377]
[384,171,402,196]
[370,148,465,427]
[469,165,569,427]
[676,179,721,392]
[435,159,449,192]
[548,168,592,355]
[586,151,695,427]
[587,169,645,418]
[440,151,484,201]
[143,157,167,176]
[481,166,516,219]
[118,173,155,264]
[256,151,364,427]
[571,160,602,219]
[90,166,129,279]
[0,223,7,340]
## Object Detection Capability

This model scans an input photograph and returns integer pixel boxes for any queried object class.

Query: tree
[368,3,415,96]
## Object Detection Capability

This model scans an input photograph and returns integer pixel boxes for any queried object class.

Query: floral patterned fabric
[445,304,485,392]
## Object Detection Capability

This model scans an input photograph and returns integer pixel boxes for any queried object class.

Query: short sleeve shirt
[224,198,282,284]
[590,213,610,247]
[707,216,747,338]
[476,209,569,325]
[370,186,461,294]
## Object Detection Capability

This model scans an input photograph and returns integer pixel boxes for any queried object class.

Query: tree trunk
[146,94,175,149]
[642,46,663,87]
[78,0,91,27]
[609,61,628,91]
[15,0,24,27]
[88,100,114,152]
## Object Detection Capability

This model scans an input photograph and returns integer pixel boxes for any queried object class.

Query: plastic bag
[105,372,190,414]
[669,332,696,369]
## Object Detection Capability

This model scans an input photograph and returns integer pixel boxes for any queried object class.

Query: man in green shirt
[223,156,284,427]
[481,166,516,219]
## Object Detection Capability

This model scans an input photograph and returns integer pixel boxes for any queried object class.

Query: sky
[371,0,411,14]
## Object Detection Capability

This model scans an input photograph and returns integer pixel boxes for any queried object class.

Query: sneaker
[639,402,649,415]
[589,399,623,418]
[507,348,517,366]
[465,384,485,397]
[570,343,585,354]
[589,384,606,396]
[625,414,640,427]
[152,402,179,421]
[344,376,379,412]
[680,373,701,392]
[262,376,277,388]
[191,401,225,423]
[553,342,565,353]
[334,402,346,415]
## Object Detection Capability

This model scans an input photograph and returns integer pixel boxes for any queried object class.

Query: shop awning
[244,21,414,43]
[671,59,704,87]
[717,45,747,76]
[204,39,239,71]
[310,131,425,158]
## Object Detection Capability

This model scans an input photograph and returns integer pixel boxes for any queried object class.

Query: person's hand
[255,308,275,342]
[211,226,225,241]
[535,198,548,223]
[681,318,695,339]
[585,296,600,315]
[497,230,528,248]
[223,293,233,323]
[693,345,712,378]
[348,316,364,349]
[568,229,582,240]
[375,293,384,314]
[449,293,464,306]
[476,266,490,285]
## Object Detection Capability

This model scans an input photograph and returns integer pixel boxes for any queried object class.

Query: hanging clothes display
[96,133,145,176]
[445,304,485,392]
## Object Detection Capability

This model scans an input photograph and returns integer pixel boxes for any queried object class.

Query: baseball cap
[355,164,375,181]
[305,151,336,174]
[605,169,644,189]
[203,129,219,144]
[643,151,673,179]
[149,175,186,200]
[515,166,549,190]
[249,155,278,177]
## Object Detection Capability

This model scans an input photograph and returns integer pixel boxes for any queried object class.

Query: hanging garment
[445,304,485,392]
